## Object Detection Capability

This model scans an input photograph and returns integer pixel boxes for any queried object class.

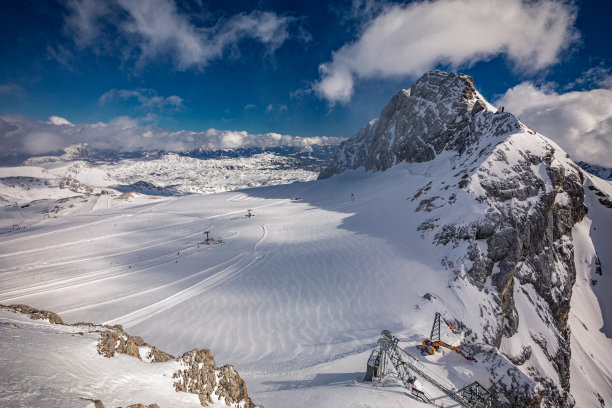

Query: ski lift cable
[398,347,458,390]
[404,346,469,389]
[442,312,464,342]
[402,344,468,388]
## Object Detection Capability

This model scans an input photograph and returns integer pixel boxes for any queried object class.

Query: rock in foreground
[0,304,262,408]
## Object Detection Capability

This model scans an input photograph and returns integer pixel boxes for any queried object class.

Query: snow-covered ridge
[0,304,262,408]
[319,70,507,178]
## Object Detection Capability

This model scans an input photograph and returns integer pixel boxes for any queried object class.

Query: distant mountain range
[577,161,612,181]
[0,145,338,205]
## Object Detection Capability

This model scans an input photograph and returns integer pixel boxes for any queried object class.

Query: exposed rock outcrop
[5,303,65,324]
[97,329,174,363]
[173,348,218,405]
[79,399,160,408]
[1,304,261,408]
[173,348,261,408]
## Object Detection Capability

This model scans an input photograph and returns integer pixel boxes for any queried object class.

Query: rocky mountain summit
[320,70,517,177]
[320,71,602,407]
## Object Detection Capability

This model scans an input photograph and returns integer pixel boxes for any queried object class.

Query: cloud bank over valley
[0,115,342,161]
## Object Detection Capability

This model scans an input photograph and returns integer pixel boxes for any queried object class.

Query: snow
[0,159,505,407]
[569,217,612,407]
[102,152,318,195]
[563,170,612,407]
[583,174,612,336]
[1,152,321,205]
[0,309,203,408]
[0,136,610,406]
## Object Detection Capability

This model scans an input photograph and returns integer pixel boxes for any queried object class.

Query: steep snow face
[569,176,612,408]
[320,71,593,406]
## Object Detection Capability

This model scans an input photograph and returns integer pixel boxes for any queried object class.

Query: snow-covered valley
[0,147,330,206]
[1,71,611,408]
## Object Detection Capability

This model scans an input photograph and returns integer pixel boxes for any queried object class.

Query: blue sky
[1,0,611,166]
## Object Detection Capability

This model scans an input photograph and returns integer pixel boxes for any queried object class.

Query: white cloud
[46,44,76,70]
[63,0,298,70]
[99,88,184,111]
[0,115,343,160]
[244,104,256,111]
[265,104,274,113]
[496,80,612,167]
[64,0,110,48]
[346,0,385,21]
[314,0,579,104]
[48,116,74,126]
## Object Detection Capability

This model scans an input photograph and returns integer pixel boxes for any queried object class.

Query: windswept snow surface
[0,159,495,407]
[1,157,611,406]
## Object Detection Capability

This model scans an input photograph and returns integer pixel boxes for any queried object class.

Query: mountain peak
[319,70,520,178]
[410,70,478,107]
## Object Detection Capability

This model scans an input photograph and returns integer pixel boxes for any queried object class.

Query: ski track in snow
[0,215,198,260]
[0,197,174,247]
[102,221,268,328]
[0,214,127,246]
[102,253,261,328]
[0,218,204,283]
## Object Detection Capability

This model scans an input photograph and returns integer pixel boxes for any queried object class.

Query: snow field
[0,160,490,406]
[1,156,610,407]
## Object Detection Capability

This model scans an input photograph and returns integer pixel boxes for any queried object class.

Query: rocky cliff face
[173,348,260,408]
[320,71,588,407]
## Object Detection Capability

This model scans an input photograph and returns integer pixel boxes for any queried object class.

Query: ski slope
[1,158,611,407]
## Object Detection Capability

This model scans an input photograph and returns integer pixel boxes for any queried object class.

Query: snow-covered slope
[569,172,612,408]
[0,304,261,408]
[0,71,610,407]
[0,165,492,408]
